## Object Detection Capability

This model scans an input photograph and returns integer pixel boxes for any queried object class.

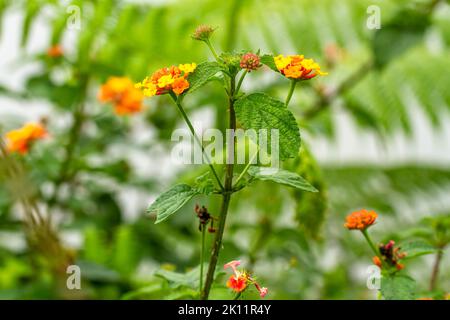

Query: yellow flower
[5,122,47,154]
[143,84,157,97]
[157,74,175,88]
[135,63,197,97]
[178,63,197,75]
[274,54,292,70]
[275,54,327,80]
[301,59,328,76]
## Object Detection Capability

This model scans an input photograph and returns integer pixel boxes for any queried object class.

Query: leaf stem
[205,39,220,61]
[233,148,258,188]
[201,75,237,299]
[235,70,247,95]
[285,80,297,106]
[170,94,224,191]
[361,229,387,269]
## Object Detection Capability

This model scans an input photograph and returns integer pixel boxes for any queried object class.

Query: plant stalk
[361,229,387,269]
[235,70,247,95]
[201,76,237,299]
[429,248,444,291]
[199,226,206,297]
[205,39,219,61]
[285,80,297,106]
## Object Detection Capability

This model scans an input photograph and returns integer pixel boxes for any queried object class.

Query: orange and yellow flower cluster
[98,77,144,115]
[135,63,197,97]
[274,54,327,80]
[344,209,378,230]
[4,122,47,154]
[224,260,268,298]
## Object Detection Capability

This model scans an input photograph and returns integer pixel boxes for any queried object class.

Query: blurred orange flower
[372,256,382,268]
[5,122,47,154]
[135,63,196,97]
[345,209,377,230]
[47,45,63,58]
[274,54,327,80]
[98,77,144,115]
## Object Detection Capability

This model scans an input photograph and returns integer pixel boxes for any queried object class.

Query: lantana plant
[97,24,326,299]
[345,209,445,300]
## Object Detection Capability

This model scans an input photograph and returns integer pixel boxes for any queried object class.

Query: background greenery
[0,0,449,299]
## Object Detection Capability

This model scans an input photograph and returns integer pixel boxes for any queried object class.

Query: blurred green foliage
[0,0,449,299]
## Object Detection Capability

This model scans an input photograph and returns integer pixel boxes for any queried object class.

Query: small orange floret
[395,263,404,271]
[47,45,63,58]
[5,122,47,154]
[172,77,190,95]
[344,209,378,230]
[372,256,382,268]
[98,77,144,116]
[226,274,248,293]
[135,63,196,97]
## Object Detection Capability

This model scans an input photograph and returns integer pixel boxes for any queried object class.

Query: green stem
[201,76,237,300]
[233,148,258,188]
[285,80,297,106]
[361,229,384,265]
[233,291,242,300]
[199,226,206,297]
[205,39,219,61]
[235,70,247,95]
[170,94,224,191]
[429,248,444,291]
[47,76,90,216]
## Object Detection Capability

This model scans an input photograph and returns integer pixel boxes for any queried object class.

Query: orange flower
[47,45,63,58]
[98,77,144,115]
[226,274,248,293]
[224,260,268,298]
[344,209,377,230]
[372,256,382,268]
[5,122,47,154]
[135,63,196,97]
[172,77,190,95]
[274,54,327,80]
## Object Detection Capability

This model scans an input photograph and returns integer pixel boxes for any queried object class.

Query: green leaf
[121,284,163,300]
[155,266,200,289]
[286,146,327,239]
[398,241,437,260]
[248,166,318,192]
[186,61,222,93]
[260,54,278,72]
[381,275,416,300]
[235,93,301,160]
[148,184,199,224]
[194,172,215,195]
